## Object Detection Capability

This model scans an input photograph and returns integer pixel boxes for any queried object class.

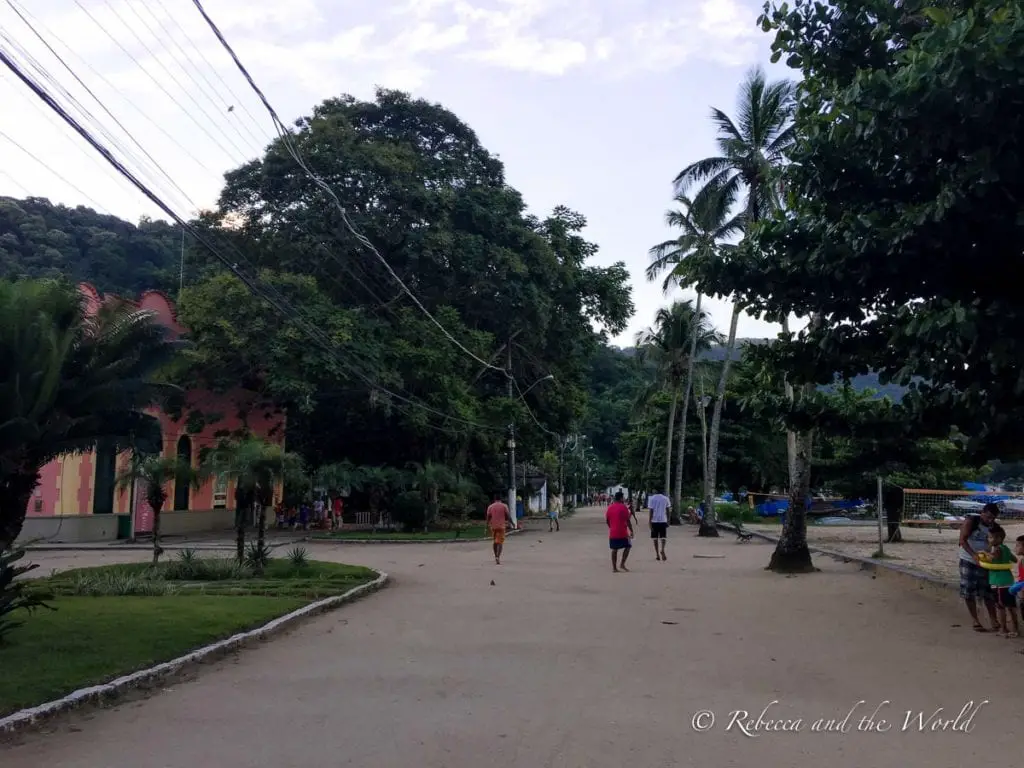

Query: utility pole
[178,226,185,298]
[506,343,517,529]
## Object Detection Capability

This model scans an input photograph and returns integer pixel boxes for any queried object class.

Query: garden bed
[0,552,377,717]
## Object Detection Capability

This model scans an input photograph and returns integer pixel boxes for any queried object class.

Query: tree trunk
[768,421,817,573]
[150,491,166,566]
[700,302,740,537]
[663,390,678,504]
[0,470,40,551]
[674,292,703,525]
[255,501,267,573]
[641,435,655,490]
[781,316,797,490]
[235,507,246,564]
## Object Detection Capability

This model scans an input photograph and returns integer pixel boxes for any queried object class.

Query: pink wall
[26,285,287,521]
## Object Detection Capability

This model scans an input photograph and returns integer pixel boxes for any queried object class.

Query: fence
[900,488,1024,521]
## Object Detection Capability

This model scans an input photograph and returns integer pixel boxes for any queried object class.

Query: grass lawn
[314,525,488,541]
[0,557,377,717]
[0,595,304,717]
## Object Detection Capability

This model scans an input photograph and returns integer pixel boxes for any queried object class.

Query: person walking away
[486,493,512,565]
[646,489,671,561]
[549,494,561,532]
[959,502,1000,632]
[980,524,1019,637]
[606,491,633,573]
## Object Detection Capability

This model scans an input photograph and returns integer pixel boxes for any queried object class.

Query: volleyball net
[899,488,1024,522]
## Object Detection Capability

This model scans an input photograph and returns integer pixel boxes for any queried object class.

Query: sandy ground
[749,521,1024,584]
[3,508,1019,766]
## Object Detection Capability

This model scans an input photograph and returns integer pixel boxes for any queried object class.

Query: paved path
[4,507,1018,765]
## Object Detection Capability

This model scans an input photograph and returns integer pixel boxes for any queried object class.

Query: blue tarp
[755,497,866,517]
[963,482,988,491]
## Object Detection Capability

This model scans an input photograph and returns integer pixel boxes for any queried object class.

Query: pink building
[18,284,286,544]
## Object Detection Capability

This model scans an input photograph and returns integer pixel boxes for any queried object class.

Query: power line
[188,0,513,381]
[122,0,264,156]
[4,0,214,176]
[70,0,245,165]
[95,0,253,160]
[139,0,270,151]
[0,126,112,213]
[0,28,195,214]
[0,46,497,435]
[4,0,198,209]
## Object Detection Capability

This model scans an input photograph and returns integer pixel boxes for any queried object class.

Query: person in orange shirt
[485,493,513,565]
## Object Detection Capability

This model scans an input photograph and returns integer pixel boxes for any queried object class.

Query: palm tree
[206,437,305,566]
[0,279,179,549]
[648,188,741,525]
[408,461,456,532]
[635,301,719,521]
[673,66,795,531]
[116,454,208,564]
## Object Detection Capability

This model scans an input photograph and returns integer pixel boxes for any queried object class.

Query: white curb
[0,570,389,736]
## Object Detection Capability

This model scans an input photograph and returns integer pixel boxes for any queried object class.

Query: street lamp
[507,373,555,529]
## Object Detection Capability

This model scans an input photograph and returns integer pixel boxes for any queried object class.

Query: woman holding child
[959,502,1001,633]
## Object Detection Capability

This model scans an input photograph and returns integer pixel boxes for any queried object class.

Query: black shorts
[650,522,668,539]
[995,586,1016,609]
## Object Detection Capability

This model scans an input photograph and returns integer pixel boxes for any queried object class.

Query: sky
[0,0,791,347]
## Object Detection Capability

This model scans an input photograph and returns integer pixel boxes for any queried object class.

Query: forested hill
[614,340,907,400]
[0,196,180,296]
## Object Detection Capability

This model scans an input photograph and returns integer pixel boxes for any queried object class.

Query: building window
[213,473,228,508]
[173,435,192,511]
[93,439,117,514]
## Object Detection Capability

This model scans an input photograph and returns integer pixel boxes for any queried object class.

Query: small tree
[408,461,456,532]
[117,454,207,564]
[206,438,304,567]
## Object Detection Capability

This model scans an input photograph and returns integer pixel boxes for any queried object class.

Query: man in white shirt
[646,490,672,561]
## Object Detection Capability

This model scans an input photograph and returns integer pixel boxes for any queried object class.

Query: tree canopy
[703,0,1024,458]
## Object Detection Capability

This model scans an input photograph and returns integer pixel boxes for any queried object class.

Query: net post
[876,475,885,556]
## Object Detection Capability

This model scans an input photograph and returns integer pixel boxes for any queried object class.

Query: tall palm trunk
[0,471,39,551]
[256,500,267,571]
[663,390,678,500]
[768,388,816,573]
[642,435,656,489]
[151,502,164,565]
[700,301,740,536]
[781,316,796,488]
[673,292,703,524]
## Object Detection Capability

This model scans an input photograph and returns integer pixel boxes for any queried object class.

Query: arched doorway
[173,435,192,511]
[92,439,117,514]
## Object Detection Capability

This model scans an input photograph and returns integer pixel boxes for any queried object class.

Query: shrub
[244,541,272,571]
[391,491,427,532]
[65,571,178,597]
[0,547,52,642]
[163,556,251,582]
[286,546,309,568]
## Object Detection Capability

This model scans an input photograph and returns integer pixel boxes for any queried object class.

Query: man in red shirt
[485,493,513,565]
[606,491,633,572]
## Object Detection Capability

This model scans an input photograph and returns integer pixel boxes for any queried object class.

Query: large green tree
[189,89,631,490]
[690,0,1024,570]
[751,0,1024,454]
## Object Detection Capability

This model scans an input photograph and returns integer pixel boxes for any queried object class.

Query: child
[1015,535,1024,626]
[982,525,1019,638]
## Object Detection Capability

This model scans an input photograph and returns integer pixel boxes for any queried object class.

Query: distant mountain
[0,196,181,297]
[615,338,908,400]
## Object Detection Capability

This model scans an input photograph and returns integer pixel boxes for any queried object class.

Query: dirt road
[4,507,1016,766]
